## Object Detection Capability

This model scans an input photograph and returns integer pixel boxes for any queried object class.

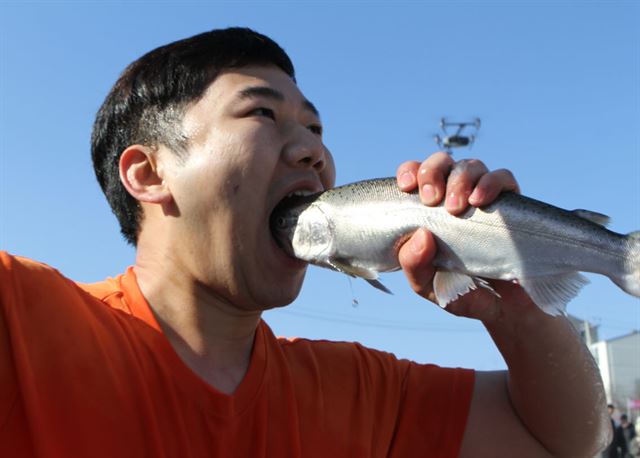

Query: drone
[434,117,481,153]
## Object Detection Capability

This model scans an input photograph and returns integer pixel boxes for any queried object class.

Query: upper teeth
[286,190,315,198]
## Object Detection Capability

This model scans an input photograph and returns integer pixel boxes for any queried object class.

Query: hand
[396,151,520,213]
[395,152,534,323]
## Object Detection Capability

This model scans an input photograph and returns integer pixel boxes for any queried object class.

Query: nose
[283,125,327,173]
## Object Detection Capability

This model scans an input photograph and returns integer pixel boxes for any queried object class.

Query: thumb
[398,228,438,301]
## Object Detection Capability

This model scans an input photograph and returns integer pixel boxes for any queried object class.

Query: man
[0,27,610,457]
[617,414,637,457]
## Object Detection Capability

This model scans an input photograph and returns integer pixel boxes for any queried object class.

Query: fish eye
[276,216,288,228]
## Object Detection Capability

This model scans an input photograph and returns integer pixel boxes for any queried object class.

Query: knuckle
[450,159,487,181]
[431,150,454,162]
[426,151,455,169]
[397,160,420,175]
[494,168,520,191]
[459,158,488,172]
[448,168,473,188]
[418,165,444,183]
[494,168,515,180]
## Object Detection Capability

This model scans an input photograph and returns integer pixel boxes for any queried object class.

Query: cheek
[172,147,244,201]
[168,125,278,215]
[322,150,337,189]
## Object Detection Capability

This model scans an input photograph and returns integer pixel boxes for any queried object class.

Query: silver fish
[271,177,640,315]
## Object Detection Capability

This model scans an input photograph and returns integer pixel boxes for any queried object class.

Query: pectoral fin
[433,271,499,308]
[328,259,393,294]
[328,259,378,279]
[365,279,393,295]
[518,272,589,316]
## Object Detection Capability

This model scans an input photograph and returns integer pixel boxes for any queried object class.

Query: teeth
[286,190,315,198]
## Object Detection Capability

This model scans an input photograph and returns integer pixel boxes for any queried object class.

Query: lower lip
[270,234,307,270]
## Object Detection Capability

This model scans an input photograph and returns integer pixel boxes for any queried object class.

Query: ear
[119,145,172,204]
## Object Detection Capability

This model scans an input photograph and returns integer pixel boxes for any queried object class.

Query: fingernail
[422,184,437,204]
[469,188,483,205]
[411,229,426,253]
[446,192,463,211]
[399,172,415,188]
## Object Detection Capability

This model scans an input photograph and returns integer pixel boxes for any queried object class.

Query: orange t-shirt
[0,252,474,457]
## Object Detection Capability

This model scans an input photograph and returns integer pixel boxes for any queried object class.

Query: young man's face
[155,65,335,310]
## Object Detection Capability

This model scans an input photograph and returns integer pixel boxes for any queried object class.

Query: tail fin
[615,231,640,297]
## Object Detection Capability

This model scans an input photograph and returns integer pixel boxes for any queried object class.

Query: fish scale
[271,178,640,315]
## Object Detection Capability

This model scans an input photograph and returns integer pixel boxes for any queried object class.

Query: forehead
[180,65,318,145]
[181,65,317,137]
[206,65,309,108]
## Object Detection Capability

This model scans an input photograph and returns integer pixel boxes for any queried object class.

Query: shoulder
[0,251,126,315]
[271,333,408,398]
[264,325,475,457]
[277,334,409,374]
[273,328,473,395]
[0,251,76,294]
[1,251,62,276]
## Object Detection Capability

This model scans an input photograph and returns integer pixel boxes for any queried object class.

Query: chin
[253,274,305,311]
[267,287,304,310]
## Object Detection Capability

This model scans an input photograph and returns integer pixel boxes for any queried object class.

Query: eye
[308,124,323,136]
[250,107,276,120]
[276,216,288,229]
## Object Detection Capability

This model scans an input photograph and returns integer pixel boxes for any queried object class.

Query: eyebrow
[237,86,320,117]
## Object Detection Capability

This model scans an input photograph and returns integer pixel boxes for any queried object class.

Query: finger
[444,159,489,214]
[396,161,421,191]
[398,228,438,303]
[416,152,455,206]
[468,168,520,206]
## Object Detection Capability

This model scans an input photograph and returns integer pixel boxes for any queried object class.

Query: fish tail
[614,231,640,297]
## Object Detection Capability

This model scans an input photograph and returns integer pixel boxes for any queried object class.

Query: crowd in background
[602,405,638,457]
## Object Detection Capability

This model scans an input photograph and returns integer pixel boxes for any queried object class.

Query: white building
[568,315,640,417]
[567,314,599,346]
[589,331,640,415]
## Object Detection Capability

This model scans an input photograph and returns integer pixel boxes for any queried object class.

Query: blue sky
[1,1,638,370]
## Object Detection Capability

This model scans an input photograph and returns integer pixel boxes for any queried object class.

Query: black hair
[91,27,295,245]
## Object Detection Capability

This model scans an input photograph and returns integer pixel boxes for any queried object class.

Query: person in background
[617,414,637,457]
[603,404,622,458]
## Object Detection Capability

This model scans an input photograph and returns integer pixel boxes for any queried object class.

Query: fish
[270,177,640,315]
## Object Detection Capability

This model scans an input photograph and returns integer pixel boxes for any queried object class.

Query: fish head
[271,195,333,263]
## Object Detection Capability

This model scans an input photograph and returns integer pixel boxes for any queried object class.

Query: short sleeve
[389,363,475,458]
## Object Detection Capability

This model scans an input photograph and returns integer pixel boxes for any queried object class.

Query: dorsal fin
[572,209,610,227]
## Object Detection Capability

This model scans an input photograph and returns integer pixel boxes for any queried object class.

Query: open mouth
[269,191,318,257]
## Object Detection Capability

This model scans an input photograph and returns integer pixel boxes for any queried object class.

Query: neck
[133,246,262,395]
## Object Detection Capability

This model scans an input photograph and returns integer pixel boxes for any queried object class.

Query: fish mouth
[269,192,318,257]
